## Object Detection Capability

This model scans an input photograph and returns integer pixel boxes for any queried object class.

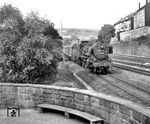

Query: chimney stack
[139,2,141,9]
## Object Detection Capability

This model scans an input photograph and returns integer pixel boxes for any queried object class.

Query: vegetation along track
[99,74,150,107]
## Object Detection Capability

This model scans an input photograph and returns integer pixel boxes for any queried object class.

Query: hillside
[57,28,99,40]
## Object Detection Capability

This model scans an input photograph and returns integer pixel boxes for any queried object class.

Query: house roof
[114,2,150,26]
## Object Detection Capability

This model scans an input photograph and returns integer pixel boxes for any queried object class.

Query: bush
[0,5,62,83]
[133,35,150,46]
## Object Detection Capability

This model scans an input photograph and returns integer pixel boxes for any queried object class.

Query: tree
[24,12,62,51]
[0,4,25,35]
[15,12,62,83]
[17,35,57,83]
[98,24,115,44]
[0,4,24,82]
[0,6,62,83]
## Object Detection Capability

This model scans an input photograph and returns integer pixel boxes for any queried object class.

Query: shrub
[0,5,62,83]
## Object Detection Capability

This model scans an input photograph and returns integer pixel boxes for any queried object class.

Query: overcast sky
[0,0,146,29]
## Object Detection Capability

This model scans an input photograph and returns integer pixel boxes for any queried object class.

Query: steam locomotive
[63,40,113,74]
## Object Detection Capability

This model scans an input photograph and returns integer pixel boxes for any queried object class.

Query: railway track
[75,70,150,106]
[111,54,150,75]
[113,62,150,76]
[111,56,150,76]
[68,61,150,107]
[110,54,150,63]
[99,74,150,106]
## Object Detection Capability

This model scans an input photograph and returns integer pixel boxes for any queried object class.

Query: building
[113,0,150,42]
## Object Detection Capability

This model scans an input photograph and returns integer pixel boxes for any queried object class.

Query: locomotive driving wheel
[101,67,107,74]
[96,67,101,74]
[88,64,94,72]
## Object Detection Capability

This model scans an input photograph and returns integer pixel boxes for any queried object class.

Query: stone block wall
[0,83,150,124]
[119,27,150,41]
[113,40,150,57]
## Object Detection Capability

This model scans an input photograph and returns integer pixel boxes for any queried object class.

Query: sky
[0,0,146,29]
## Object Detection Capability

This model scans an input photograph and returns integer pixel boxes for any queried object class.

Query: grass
[76,71,95,85]
[52,63,85,89]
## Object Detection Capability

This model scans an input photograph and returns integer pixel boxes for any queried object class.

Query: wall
[0,83,150,124]
[112,26,150,57]
[119,27,150,41]
[113,41,135,55]
[113,39,150,57]
[145,3,150,26]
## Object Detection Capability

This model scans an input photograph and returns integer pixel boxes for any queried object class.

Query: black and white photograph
[0,0,149,124]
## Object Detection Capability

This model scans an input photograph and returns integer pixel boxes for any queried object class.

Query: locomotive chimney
[146,0,148,4]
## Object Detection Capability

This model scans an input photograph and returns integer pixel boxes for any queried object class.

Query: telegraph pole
[60,21,65,64]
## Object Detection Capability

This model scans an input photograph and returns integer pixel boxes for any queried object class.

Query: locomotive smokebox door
[108,46,113,54]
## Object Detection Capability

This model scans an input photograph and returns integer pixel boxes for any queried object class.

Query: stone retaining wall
[112,40,150,57]
[0,83,150,124]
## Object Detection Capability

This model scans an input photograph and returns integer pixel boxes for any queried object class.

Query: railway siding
[110,54,150,76]
[0,83,150,124]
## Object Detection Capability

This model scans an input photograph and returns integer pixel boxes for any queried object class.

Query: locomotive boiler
[63,40,113,74]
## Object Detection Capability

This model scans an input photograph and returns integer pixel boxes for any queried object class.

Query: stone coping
[0,83,150,117]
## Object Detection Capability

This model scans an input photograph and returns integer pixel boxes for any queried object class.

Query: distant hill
[57,28,99,40]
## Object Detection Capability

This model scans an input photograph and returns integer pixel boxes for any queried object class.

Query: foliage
[0,5,62,83]
[98,24,115,44]
[133,35,150,46]
[0,4,25,35]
